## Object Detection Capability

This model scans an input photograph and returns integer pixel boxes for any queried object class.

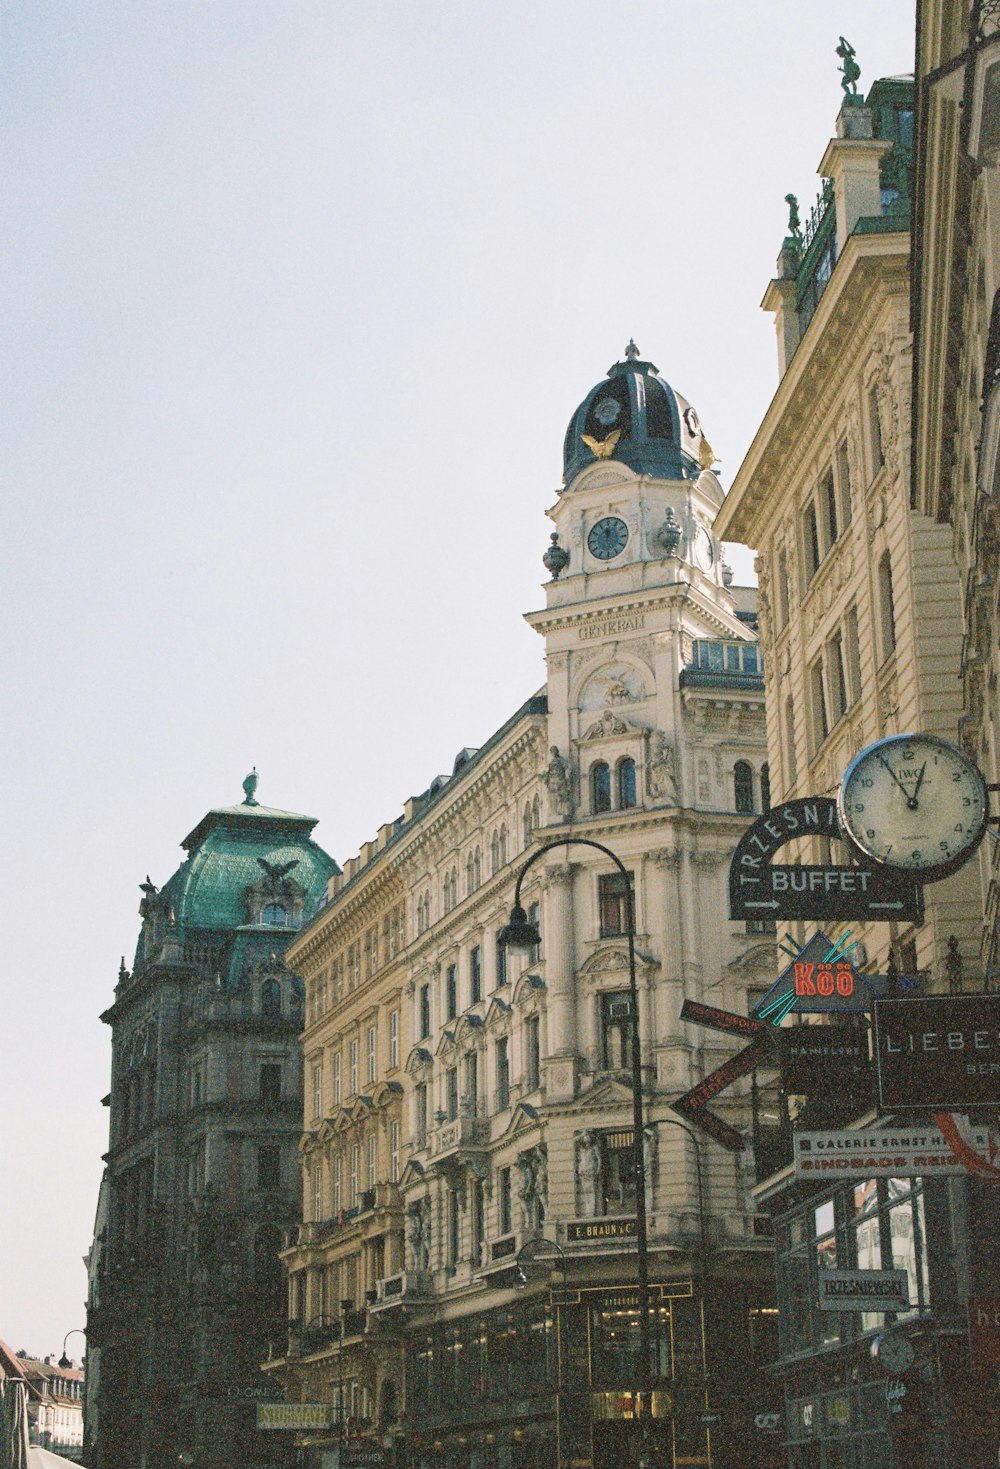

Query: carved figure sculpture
[643,1125,658,1213]
[836,36,860,97]
[545,747,574,821]
[648,731,678,804]
[407,1200,430,1271]
[577,1130,601,1217]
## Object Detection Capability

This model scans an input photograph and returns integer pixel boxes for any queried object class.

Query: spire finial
[242,767,259,806]
[624,339,640,362]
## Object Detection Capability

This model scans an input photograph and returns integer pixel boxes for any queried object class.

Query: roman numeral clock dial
[838,733,988,882]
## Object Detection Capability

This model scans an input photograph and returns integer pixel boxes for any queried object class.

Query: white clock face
[873,1332,914,1373]
[839,733,988,880]
[692,526,714,571]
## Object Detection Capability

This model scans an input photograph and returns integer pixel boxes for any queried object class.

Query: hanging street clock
[838,733,988,882]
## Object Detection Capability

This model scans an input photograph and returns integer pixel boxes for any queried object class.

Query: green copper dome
[132,779,339,977]
[563,341,712,486]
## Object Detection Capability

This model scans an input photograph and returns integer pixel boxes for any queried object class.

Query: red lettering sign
[794,962,817,995]
[835,963,854,996]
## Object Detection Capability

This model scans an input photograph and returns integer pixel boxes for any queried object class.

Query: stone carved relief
[652,847,682,869]
[697,757,711,804]
[583,709,632,740]
[647,731,678,804]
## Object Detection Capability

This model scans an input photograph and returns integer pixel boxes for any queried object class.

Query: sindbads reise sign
[874,994,1000,1110]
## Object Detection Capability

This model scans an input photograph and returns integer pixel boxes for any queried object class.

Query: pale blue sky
[1,1,915,1356]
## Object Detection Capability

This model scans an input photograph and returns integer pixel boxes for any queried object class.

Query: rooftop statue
[242,767,259,806]
[836,36,861,99]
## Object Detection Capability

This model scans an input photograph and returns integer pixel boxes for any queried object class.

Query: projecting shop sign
[794,1126,991,1178]
[874,994,1000,1110]
[816,1270,911,1313]
[728,797,924,922]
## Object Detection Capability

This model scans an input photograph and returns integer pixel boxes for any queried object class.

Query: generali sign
[794,1125,992,1178]
[874,994,1000,1110]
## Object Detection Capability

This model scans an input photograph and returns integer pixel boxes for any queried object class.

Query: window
[495,1038,510,1111]
[470,946,482,1004]
[803,501,821,580]
[333,1051,342,1105]
[821,468,838,549]
[257,1145,280,1191]
[350,1144,360,1207]
[446,964,457,1020]
[784,696,798,788]
[464,1051,478,1114]
[368,1134,377,1189]
[415,1082,428,1148]
[466,852,475,895]
[333,1155,342,1213]
[491,828,501,874]
[599,871,634,937]
[447,1189,460,1268]
[389,1010,399,1069]
[523,802,533,848]
[390,1121,400,1182]
[474,847,482,889]
[601,992,634,1070]
[472,1179,485,1264]
[349,1039,359,1096]
[498,1167,512,1234]
[845,606,863,704]
[262,903,287,926]
[836,440,852,528]
[260,1063,282,1104]
[495,936,507,988]
[527,902,541,964]
[810,658,829,747]
[599,1130,637,1216]
[734,760,754,814]
[761,762,771,813]
[524,1015,540,1092]
[828,631,848,723]
[591,761,612,813]
[878,551,896,661]
[776,549,790,630]
[313,1164,323,1222]
[446,1066,459,1122]
[617,757,637,809]
[868,384,884,476]
[419,984,431,1039]
[261,978,281,1018]
[367,1024,377,1085]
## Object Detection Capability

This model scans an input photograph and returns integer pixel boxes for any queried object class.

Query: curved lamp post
[499,837,653,1462]
[58,1329,86,1370]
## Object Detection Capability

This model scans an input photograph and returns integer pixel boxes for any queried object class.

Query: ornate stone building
[87,777,338,1469]
[912,0,1000,979]
[716,63,998,1469]
[276,350,783,1469]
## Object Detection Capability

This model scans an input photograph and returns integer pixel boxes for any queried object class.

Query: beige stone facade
[716,81,982,981]
[912,0,1000,979]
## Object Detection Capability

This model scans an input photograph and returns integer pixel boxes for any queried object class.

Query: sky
[1,0,915,1359]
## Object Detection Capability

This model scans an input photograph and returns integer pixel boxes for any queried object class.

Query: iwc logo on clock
[587,516,629,561]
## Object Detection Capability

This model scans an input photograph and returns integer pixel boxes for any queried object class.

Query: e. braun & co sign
[729,797,924,923]
[874,994,1000,1110]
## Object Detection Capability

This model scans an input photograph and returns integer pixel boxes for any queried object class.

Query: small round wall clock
[838,733,988,881]
[870,1332,915,1374]
[587,516,629,561]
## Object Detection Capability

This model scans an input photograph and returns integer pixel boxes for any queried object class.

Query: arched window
[523,802,533,848]
[761,762,771,813]
[591,762,612,814]
[491,829,501,875]
[617,757,637,809]
[734,760,754,814]
[878,550,896,662]
[466,852,475,895]
[261,978,281,1018]
[532,794,541,830]
[262,902,287,926]
[474,847,482,888]
[499,824,507,866]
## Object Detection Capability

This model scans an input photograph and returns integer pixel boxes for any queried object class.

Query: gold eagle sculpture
[581,428,622,459]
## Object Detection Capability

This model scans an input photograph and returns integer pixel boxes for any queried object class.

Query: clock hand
[907,761,928,811]
[876,754,912,802]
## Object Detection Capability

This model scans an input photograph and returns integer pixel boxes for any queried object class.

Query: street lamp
[500,837,654,1460]
[58,1329,86,1370]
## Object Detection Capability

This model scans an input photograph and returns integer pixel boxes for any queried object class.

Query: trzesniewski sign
[728,797,924,923]
[874,994,1000,1110]
[794,1125,992,1178]
[816,1270,911,1313]
[257,1403,333,1430]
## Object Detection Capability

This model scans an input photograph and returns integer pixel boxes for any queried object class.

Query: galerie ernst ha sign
[874,994,1000,1110]
[728,797,923,923]
[794,1126,990,1178]
[816,1270,911,1313]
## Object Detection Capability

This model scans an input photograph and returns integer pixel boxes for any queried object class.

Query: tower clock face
[838,733,988,881]
[692,526,715,571]
[587,516,629,561]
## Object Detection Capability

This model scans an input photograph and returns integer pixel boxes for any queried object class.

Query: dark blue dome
[563,342,709,485]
